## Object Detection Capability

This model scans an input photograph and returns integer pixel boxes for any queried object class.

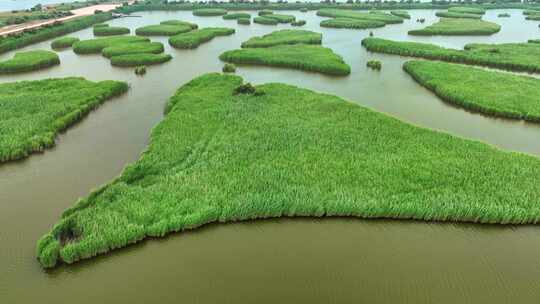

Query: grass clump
[403,60,540,122]
[498,13,511,18]
[448,6,486,15]
[253,16,278,25]
[223,13,251,20]
[220,44,350,76]
[408,18,501,36]
[320,18,385,29]
[101,41,164,58]
[390,10,410,19]
[169,27,235,49]
[264,14,296,23]
[317,9,404,24]
[134,65,146,75]
[110,53,172,67]
[0,50,59,73]
[193,8,227,17]
[160,20,198,29]
[0,77,127,163]
[525,14,540,21]
[93,25,130,36]
[135,24,193,36]
[222,63,236,73]
[73,36,149,54]
[435,11,482,19]
[51,36,79,49]
[36,72,540,268]
[258,10,273,16]
[237,18,251,25]
[300,8,309,13]
[362,37,540,73]
[366,60,381,70]
[291,20,306,27]
[241,30,322,48]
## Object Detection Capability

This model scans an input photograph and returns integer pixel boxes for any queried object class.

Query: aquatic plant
[253,16,278,25]
[51,36,79,49]
[498,13,511,17]
[291,20,306,27]
[101,42,164,58]
[222,63,236,73]
[366,60,381,70]
[220,44,351,76]
[320,18,385,29]
[168,27,235,49]
[408,18,500,36]
[448,6,486,15]
[525,14,540,21]
[0,77,127,163]
[264,14,296,23]
[36,72,540,268]
[435,11,483,19]
[300,8,308,13]
[134,65,146,75]
[390,10,410,19]
[237,18,251,25]
[93,25,130,36]
[159,20,198,29]
[361,37,540,73]
[73,36,149,54]
[192,8,228,16]
[317,9,404,24]
[0,50,59,73]
[241,30,322,48]
[223,13,251,20]
[110,53,172,67]
[258,10,273,16]
[135,24,193,36]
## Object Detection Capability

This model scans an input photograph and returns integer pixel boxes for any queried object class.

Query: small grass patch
[498,13,511,18]
[101,41,164,58]
[366,60,381,70]
[264,14,296,23]
[220,44,350,76]
[110,53,172,67]
[320,17,385,29]
[134,65,146,75]
[390,10,410,19]
[237,18,251,25]
[160,20,198,29]
[73,36,149,54]
[253,16,278,25]
[291,20,306,27]
[435,11,482,19]
[408,18,501,36]
[0,77,127,163]
[258,10,273,16]
[317,9,404,24]
[222,63,236,73]
[135,24,193,36]
[0,50,59,73]
[36,73,540,268]
[93,25,130,36]
[193,8,227,16]
[241,30,322,48]
[51,36,79,49]
[223,13,251,20]
[169,27,235,49]
[403,60,540,122]
[448,6,486,15]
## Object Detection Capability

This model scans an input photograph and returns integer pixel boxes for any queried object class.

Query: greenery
[51,36,79,49]
[291,20,306,27]
[110,53,172,67]
[366,60,382,70]
[320,17,385,29]
[0,77,127,163]
[361,38,540,73]
[498,13,511,17]
[253,16,278,25]
[192,8,228,16]
[159,20,198,29]
[525,14,540,21]
[408,18,501,36]
[448,6,486,15]
[258,10,273,16]
[93,25,131,36]
[223,13,251,20]
[390,10,410,19]
[317,9,404,24]
[135,24,193,36]
[73,36,149,54]
[220,44,351,76]
[135,65,147,75]
[241,30,322,48]
[222,63,236,73]
[403,60,540,122]
[264,13,296,23]
[36,72,540,268]
[237,18,251,25]
[435,11,483,19]
[101,42,164,58]
[169,27,235,49]
[0,50,59,74]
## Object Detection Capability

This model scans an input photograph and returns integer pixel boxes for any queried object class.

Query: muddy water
[1,9,540,303]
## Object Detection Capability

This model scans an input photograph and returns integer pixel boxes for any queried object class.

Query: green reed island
[0,50,59,73]
[320,18,385,29]
[241,30,322,48]
[168,27,235,49]
[50,37,79,49]
[408,18,501,36]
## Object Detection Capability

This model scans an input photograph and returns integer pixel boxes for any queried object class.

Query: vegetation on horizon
[36,73,540,268]
[168,27,235,49]
[51,36,79,49]
[403,60,540,122]
[0,50,59,73]
[241,30,322,48]
[408,18,500,36]
[320,17,385,29]
[0,78,127,163]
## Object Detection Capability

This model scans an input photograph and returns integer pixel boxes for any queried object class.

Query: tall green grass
[390,10,410,19]
[241,30,322,48]
[101,42,164,58]
[0,78,127,163]
[135,24,193,36]
[223,13,251,20]
[51,36,79,49]
[110,53,172,67]
[320,17,385,29]
[258,10,273,16]
[192,8,228,16]
[435,11,483,19]
[237,18,251,25]
[169,27,235,49]
[93,25,131,36]
[448,6,486,14]
[264,13,296,23]
[220,44,350,76]
[159,20,198,29]
[0,50,59,73]
[36,72,540,268]
[253,16,278,25]
[362,37,540,73]
[408,18,500,36]
[73,36,149,54]
[317,9,404,24]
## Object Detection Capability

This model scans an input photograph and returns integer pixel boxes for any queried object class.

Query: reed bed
[448,6,486,15]
[526,14,540,21]
[37,72,540,268]
[403,60,540,122]
[408,18,500,36]
[237,18,251,25]
[192,8,228,16]
[51,37,79,49]
[101,42,164,58]
[320,18,385,29]
[258,10,273,16]
[291,20,306,27]
[169,27,235,49]
[93,25,131,36]
[134,65,146,75]
[317,9,404,24]
[361,37,540,73]
[498,13,511,17]
[264,14,296,23]
[135,24,193,36]
[390,10,410,19]
[220,44,351,76]
[223,13,251,20]
[110,53,172,67]
[0,50,59,73]
[435,11,482,19]
[366,60,382,70]
[0,77,127,163]
[160,20,198,29]
[222,63,236,73]
[73,36,149,54]
[241,30,322,48]
[253,16,278,25]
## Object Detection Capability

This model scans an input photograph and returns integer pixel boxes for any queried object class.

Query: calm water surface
[1,9,540,303]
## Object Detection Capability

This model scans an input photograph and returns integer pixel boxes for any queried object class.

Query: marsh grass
[0,50,59,73]
[222,63,236,73]
[51,36,79,49]
[253,16,278,25]
[168,27,235,49]
[159,20,198,29]
[73,36,149,54]
[264,14,296,23]
[0,77,127,163]
[135,24,193,36]
[101,41,164,58]
[258,10,273,16]
[223,13,251,20]
[134,65,146,75]
[498,13,511,17]
[291,20,306,27]
[390,10,410,19]
[317,9,404,24]
[448,6,486,15]
[237,18,251,25]
[366,60,381,70]
[241,29,322,48]
[435,11,483,19]
[220,44,351,76]
[193,8,227,16]
[110,53,172,67]
[408,18,500,36]
[93,25,130,36]
[320,17,385,29]
[37,73,540,268]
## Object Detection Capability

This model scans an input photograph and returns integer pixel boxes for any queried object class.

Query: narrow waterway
[1,9,540,303]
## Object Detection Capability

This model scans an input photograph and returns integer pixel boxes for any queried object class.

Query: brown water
[1,9,540,303]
